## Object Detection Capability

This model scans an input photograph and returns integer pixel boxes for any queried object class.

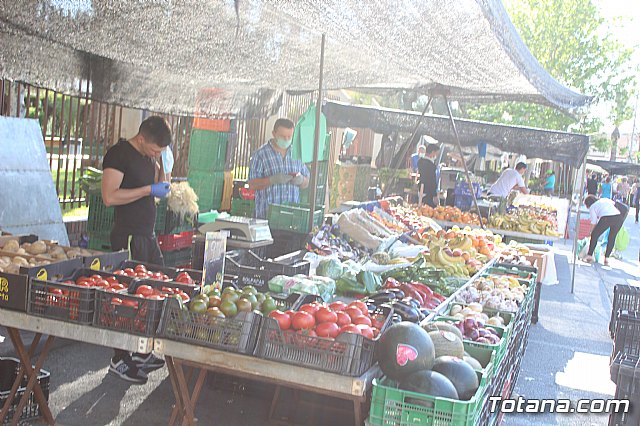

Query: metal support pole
[570,160,587,294]
[381,96,433,197]
[443,95,484,229]
[308,33,325,233]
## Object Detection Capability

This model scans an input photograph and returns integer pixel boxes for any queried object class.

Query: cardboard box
[0,257,83,312]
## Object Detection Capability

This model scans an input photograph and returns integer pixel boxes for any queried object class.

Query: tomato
[105,276,119,285]
[292,311,315,330]
[76,281,91,288]
[111,297,123,305]
[353,315,372,327]
[147,294,165,300]
[315,307,337,324]
[336,311,351,327]
[299,303,320,316]
[345,307,364,321]
[109,283,126,292]
[122,299,139,308]
[123,268,135,276]
[269,310,292,330]
[356,324,374,339]
[63,280,74,285]
[348,301,369,316]
[76,277,91,286]
[178,293,190,302]
[135,285,154,298]
[297,329,317,338]
[162,274,171,281]
[113,270,125,276]
[134,265,147,273]
[329,301,348,312]
[91,274,104,281]
[176,272,193,284]
[338,324,361,336]
[49,288,63,295]
[95,279,110,289]
[315,322,339,338]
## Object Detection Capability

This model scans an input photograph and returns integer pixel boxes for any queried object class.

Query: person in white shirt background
[583,195,628,266]
[488,162,529,198]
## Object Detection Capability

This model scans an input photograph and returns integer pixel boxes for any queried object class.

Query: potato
[12,256,29,266]
[5,264,19,274]
[21,242,32,251]
[27,241,47,255]
[3,240,19,252]
[67,250,81,259]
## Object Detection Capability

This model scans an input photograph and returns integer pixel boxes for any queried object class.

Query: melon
[399,370,458,400]
[463,356,483,371]
[376,322,435,380]
[432,356,480,400]
[422,321,463,341]
[428,330,464,359]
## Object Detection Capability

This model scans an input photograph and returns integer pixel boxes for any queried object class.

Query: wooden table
[0,310,153,426]
[154,338,381,426]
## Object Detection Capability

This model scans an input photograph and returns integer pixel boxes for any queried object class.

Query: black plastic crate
[255,305,392,376]
[93,290,165,336]
[28,280,95,324]
[163,247,192,268]
[266,230,310,259]
[0,357,50,426]
[158,298,262,354]
[614,311,640,361]
[609,353,640,425]
[610,284,640,338]
[225,250,310,292]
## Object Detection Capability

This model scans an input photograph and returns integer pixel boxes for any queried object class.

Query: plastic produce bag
[316,259,345,280]
[615,227,630,252]
[267,275,335,302]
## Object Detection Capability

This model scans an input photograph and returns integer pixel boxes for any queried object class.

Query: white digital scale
[199,216,273,249]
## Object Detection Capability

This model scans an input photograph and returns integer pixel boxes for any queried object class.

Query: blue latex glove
[151,182,171,198]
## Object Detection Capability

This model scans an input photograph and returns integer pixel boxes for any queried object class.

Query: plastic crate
[93,289,165,336]
[609,353,640,425]
[454,196,474,212]
[28,279,96,324]
[88,232,112,252]
[155,198,197,235]
[87,192,114,234]
[188,129,229,173]
[266,230,310,259]
[299,185,327,206]
[445,303,514,327]
[268,203,324,233]
[614,311,640,360]
[255,305,392,376]
[188,170,225,212]
[157,231,194,252]
[369,372,488,426]
[163,248,192,268]
[192,117,233,132]
[230,198,255,217]
[0,357,50,426]
[610,284,640,338]
[454,181,482,198]
[225,250,310,292]
[158,298,262,354]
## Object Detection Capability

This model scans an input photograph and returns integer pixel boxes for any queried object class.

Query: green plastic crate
[299,185,326,206]
[305,161,329,183]
[87,192,114,234]
[369,373,488,426]
[268,203,324,232]
[88,232,112,252]
[154,198,196,234]
[162,248,192,268]
[231,199,255,217]
[188,170,225,212]
[188,129,229,173]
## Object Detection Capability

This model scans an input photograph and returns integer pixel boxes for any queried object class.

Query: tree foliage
[465,0,636,134]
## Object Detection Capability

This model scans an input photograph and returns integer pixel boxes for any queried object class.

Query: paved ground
[2,215,638,425]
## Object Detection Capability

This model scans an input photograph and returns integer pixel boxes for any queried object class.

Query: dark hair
[591,173,597,179]
[606,176,611,183]
[515,162,527,171]
[273,118,295,132]
[139,116,172,147]
[425,144,440,154]
[584,195,598,208]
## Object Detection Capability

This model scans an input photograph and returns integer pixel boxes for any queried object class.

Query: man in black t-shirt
[102,116,172,384]
[418,143,440,208]
[587,173,599,195]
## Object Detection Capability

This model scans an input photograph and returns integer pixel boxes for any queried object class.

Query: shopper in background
[617,177,631,204]
[102,116,172,384]
[599,176,613,199]
[248,118,310,219]
[586,173,599,195]
[544,170,556,196]
[488,162,529,198]
[411,144,425,172]
[633,178,640,223]
[583,195,628,266]
[417,143,440,208]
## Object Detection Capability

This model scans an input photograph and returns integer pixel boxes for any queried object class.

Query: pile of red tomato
[61,274,129,292]
[113,264,196,284]
[268,300,386,340]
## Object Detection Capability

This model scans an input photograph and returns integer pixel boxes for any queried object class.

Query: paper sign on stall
[202,231,228,290]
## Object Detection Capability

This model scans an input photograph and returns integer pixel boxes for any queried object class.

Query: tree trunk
[610,138,618,161]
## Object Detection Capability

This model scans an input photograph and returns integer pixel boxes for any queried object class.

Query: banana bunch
[448,235,473,251]
[427,245,470,278]
[490,213,559,236]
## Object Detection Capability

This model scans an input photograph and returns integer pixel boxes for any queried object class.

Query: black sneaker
[132,353,165,373]
[109,357,148,384]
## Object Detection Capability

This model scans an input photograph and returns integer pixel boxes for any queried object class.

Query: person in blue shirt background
[411,145,425,172]
[544,170,555,196]
[600,176,613,199]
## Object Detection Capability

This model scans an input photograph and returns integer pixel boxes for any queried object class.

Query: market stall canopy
[324,101,590,167]
[1,0,591,116]
[587,160,640,176]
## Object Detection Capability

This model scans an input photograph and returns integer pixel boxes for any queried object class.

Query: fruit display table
[154,338,381,426]
[0,309,153,426]
[432,219,563,243]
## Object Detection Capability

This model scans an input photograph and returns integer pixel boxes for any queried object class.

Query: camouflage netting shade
[1,0,591,116]
[587,160,640,176]
[324,101,590,167]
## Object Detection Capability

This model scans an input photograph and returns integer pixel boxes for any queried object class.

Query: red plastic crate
[157,231,194,252]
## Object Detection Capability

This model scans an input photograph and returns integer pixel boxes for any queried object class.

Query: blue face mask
[275,138,292,149]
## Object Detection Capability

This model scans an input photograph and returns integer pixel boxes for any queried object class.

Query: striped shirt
[249,141,310,219]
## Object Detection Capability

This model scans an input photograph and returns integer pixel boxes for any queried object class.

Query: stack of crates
[299,161,329,207]
[610,284,640,424]
[187,121,235,212]
[86,192,114,251]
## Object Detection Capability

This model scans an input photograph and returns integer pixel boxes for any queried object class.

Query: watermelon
[376,322,435,380]
[399,370,458,400]
[432,356,480,400]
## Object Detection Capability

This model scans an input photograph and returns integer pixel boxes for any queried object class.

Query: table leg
[353,399,363,426]
[173,359,197,426]
[166,356,185,426]
[6,328,55,426]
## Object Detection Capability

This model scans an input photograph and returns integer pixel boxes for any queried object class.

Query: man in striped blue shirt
[248,118,310,219]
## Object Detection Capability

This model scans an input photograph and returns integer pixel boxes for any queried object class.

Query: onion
[469,329,480,341]
[464,318,477,332]
[476,337,491,344]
